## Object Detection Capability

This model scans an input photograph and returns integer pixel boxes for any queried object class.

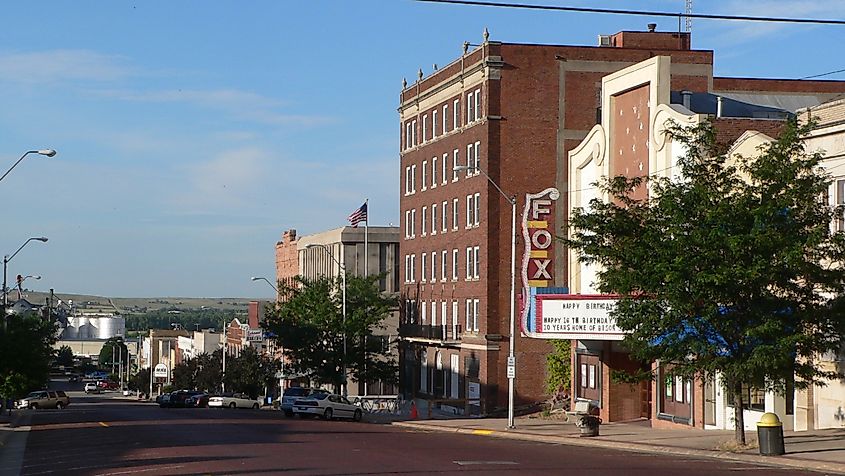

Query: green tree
[172,352,223,392]
[224,346,279,399]
[545,340,571,397]
[565,120,845,444]
[98,337,129,373]
[130,367,151,395]
[0,314,57,399]
[56,345,75,368]
[264,274,398,392]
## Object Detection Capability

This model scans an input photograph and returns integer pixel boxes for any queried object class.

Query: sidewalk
[392,416,845,474]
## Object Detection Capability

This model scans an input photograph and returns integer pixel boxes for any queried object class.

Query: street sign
[153,363,168,379]
[507,356,515,366]
[246,328,264,342]
[507,364,516,379]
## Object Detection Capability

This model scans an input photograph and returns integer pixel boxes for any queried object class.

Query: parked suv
[16,390,70,409]
[280,387,328,417]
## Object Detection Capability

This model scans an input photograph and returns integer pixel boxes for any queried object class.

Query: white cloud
[171,146,271,211]
[0,49,131,83]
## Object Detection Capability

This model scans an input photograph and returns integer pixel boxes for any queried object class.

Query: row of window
[404,142,481,196]
[403,246,481,284]
[403,194,481,239]
[403,88,482,151]
[404,298,481,333]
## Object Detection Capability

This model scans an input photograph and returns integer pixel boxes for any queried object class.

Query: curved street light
[3,237,49,309]
[0,150,57,184]
[250,276,279,294]
[454,162,518,429]
[305,243,347,396]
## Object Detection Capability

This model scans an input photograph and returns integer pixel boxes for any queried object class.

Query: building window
[421,207,427,236]
[465,247,472,280]
[452,149,460,181]
[473,193,480,226]
[404,210,411,239]
[404,166,410,195]
[404,254,410,283]
[411,119,417,147]
[421,161,428,191]
[405,122,412,150]
[431,204,437,235]
[432,110,437,138]
[452,300,459,335]
[474,141,481,171]
[467,92,474,123]
[411,164,417,193]
[431,300,437,326]
[465,299,472,332]
[420,351,428,392]
[421,253,427,282]
[422,115,428,143]
[442,200,448,232]
[452,198,459,230]
[466,195,473,228]
[431,251,437,282]
[410,254,416,282]
[837,179,845,231]
[411,209,416,237]
[441,301,447,328]
[441,250,447,281]
[474,89,480,122]
[453,99,460,129]
[466,144,473,177]
[473,246,480,279]
[443,104,449,134]
[442,153,448,185]
[452,249,459,281]
[421,299,427,324]
[472,299,479,332]
[431,157,437,188]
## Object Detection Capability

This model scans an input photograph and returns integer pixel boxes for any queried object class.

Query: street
[0,385,823,476]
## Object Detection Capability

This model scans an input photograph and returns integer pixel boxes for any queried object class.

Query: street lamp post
[0,150,56,184]
[3,275,40,302]
[454,163,518,429]
[305,243,347,396]
[2,237,49,320]
[250,276,279,296]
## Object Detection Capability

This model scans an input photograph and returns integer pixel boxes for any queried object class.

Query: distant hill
[15,291,257,314]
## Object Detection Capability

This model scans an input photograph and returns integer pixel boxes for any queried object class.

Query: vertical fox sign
[520,187,561,336]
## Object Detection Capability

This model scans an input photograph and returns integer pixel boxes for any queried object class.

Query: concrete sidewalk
[392,416,845,474]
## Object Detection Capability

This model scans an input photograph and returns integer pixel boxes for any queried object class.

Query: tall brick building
[397,26,845,415]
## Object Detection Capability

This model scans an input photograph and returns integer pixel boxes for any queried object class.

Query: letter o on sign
[531,229,552,249]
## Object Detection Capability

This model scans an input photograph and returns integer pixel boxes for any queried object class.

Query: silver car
[16,390,70,409]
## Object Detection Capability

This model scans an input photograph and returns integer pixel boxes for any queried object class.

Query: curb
[392,421,845,475]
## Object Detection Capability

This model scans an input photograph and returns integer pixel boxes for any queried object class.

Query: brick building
[398,26,845,416]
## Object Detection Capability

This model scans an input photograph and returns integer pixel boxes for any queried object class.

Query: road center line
[471,429,494,435]
[98,422,109,427]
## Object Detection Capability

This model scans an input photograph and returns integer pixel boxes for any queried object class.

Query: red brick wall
[610,31,691,51]
[713,118,786,150]
[275,229,298,293]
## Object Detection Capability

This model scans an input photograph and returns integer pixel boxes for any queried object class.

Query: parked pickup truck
[16,390,70,409]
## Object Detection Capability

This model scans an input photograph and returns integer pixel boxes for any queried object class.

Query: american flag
[347,202,368,227]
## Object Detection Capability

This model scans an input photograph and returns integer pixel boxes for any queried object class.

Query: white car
[293,393,363,421]
[208,393,260,409]
[84,382,101,394]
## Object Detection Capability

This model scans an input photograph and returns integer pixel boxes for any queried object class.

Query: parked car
[16,390,70,410]
[293,393,363,421]
[280,387,328,417]
[157,392,172,406]
[209,392,261,409]
[163,390,205,408]
[185,393,210,408]
[97,380,119,390]
[84,382,101,394]
[68,374,81,383]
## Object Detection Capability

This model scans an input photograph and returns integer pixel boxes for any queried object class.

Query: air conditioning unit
[598,35,612,47]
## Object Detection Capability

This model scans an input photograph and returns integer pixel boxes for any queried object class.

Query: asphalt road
[0,388,824,476]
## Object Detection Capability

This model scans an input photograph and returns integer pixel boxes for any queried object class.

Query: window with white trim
[404,166,410,195]
[421,299,427,324]
[442,200,448,232]
[404,210,410,239]
[431,204,437,235]
[431,157,437,188]
[473,246,480,279]
[411,209,416,237]
[421,161,427,191]
[411,164,417,193]
[474,141,481,170]
[421,253,427,282]
[432,110,438,138]
[465,299,472,332]
[452,301,459,335]
[452,149,460,181]
[837,179,845,231]
[412,119,417,147]
[441,153,448,185]
[441,301,447,329]
[443,104,449,134]
[452,249,459,280]
[467,92,475,123]
[472,299,479,332]
[405,122,411,150]
[466,144,473,177]
[421,206,427,236]
[473,193,480,227]
[474,89,480,122]
[410,254,416,282]
[465,247,472,280]
[452,198,459,230]
[404,254,410,283]
[441,250,447,281]
[431,251,437,282]
[422,115,428,143]
[431,300,437,327]
[466,195,473,228]
[453,99,460,129]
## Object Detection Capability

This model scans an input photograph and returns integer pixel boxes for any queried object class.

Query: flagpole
[364,198,368,397]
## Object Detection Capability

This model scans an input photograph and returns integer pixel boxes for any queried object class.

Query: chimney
[647,23,657,32]
[716,96,724,118]
[681,90,692,110]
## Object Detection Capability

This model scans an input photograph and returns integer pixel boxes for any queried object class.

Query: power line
[417,0,845,26]
[802,68,845,80]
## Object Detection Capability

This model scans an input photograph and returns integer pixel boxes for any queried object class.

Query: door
[704,378,716,426]
[576,353,600,403]
[660,365,692,423]
[450,354,460,399]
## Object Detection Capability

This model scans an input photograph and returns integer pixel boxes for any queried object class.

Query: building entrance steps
[392,417,845,475]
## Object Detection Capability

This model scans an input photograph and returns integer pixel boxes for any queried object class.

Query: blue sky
[1,1,843,298]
